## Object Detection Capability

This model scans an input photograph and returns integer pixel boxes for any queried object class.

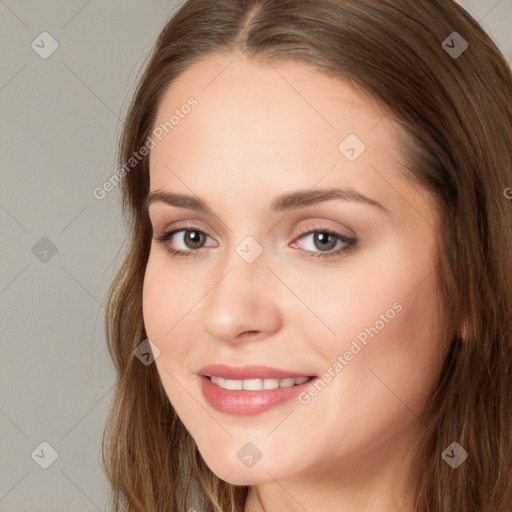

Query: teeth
[210,376,310,390]
[279,378,296,388]
[243,378,263,390]
[225,379,242,390]
[263,378,280,390]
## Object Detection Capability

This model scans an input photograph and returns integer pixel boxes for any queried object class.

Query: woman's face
[143,52,446,488]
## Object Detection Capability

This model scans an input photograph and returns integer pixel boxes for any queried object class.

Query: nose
[200,250,283,344]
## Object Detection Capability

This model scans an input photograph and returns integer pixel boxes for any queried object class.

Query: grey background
[1,1,511,510]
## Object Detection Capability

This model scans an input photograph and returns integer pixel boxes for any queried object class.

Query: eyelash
[152,224,357,261]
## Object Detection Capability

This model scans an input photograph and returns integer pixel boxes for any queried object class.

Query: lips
[197,364,318,415]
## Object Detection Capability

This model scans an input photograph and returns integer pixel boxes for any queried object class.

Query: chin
[198,452,279,486]
[211,467,272,486]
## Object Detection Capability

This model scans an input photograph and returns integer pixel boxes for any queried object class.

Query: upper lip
[198,364,315,380]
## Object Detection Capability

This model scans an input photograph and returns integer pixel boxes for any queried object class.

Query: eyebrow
[144,187,389,214]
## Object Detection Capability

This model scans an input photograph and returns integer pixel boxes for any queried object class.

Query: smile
[197,365,318,415]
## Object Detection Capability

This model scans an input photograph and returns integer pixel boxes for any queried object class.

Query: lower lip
[199,375,315,415]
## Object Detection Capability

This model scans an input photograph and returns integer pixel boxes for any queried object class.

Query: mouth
[197,364,318,415]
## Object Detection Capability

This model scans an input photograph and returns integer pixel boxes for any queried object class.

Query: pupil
[186,231,203,248]
[315,232,335,251]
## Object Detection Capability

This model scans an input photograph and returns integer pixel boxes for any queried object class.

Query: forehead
[148,52,428,222]
[153,51,392,143]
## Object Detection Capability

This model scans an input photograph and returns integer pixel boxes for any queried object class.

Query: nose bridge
[216,231,270,293]
[200,239,281,342]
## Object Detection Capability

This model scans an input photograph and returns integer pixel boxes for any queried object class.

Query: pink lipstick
[197,364,316,415]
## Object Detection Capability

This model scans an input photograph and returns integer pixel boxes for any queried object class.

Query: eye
[153,228,216,258]
[153,225,357,261]
[292,227,357,260]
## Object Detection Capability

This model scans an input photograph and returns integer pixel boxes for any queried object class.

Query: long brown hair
[101,1,512,510]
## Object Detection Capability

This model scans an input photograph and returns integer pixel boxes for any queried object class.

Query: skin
[143,51,448,512]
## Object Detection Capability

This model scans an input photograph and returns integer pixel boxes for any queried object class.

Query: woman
[101,0,512,510]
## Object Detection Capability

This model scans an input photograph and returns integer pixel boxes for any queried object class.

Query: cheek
[142,252,196,341]
[142,254,205,389]
[295,275,443,463]
[314,232,440,351]
[325,268,443,423]
[295,235,444,411]
[142,259,193,410]
[142,263,169,341]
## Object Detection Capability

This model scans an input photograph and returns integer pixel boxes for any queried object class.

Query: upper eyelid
[155,222,347,235]
[152,216,352,235]
[153,219,218,238]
